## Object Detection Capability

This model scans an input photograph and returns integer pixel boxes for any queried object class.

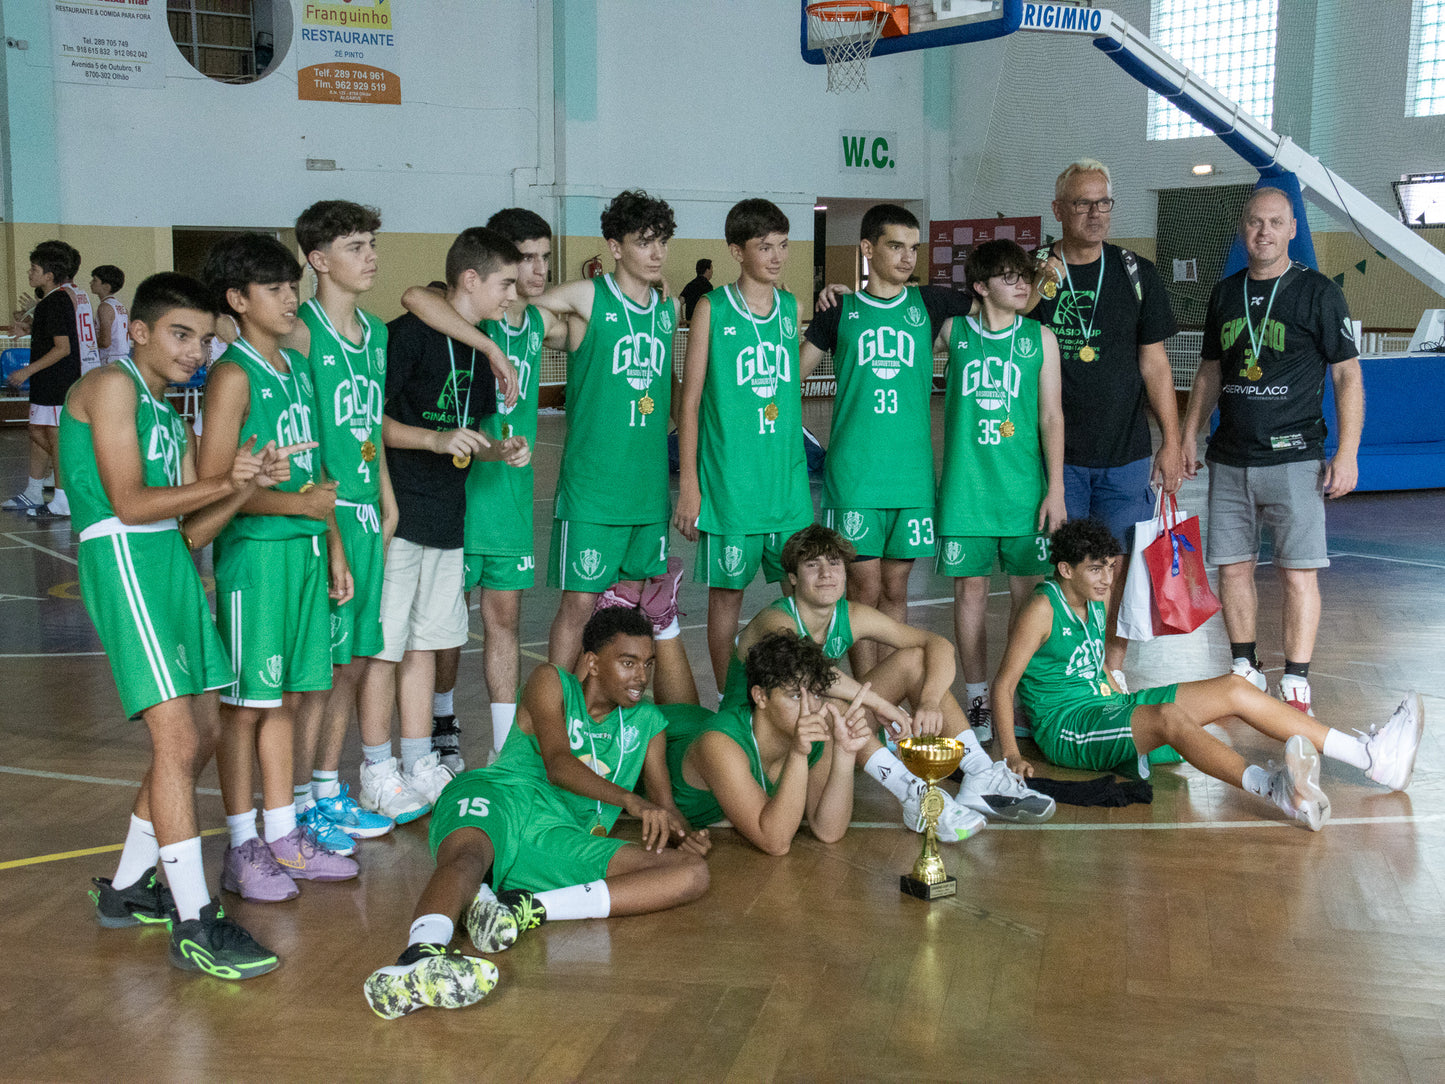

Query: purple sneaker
[221,837,299,902]
[638,555,684,634]
[592,579,641,615]
[269,826,359,882]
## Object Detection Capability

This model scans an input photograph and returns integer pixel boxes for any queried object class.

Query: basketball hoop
[806,2,903,93]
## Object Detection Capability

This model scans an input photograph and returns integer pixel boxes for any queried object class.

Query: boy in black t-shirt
[356,228,528,823]
[5,241,95,517]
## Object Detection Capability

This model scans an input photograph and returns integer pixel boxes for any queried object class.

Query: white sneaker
[1232,658,1268,692]
[1278,676,1315,717]
[407,751,456,805]
[1110,670,1130,695]
[1267,735,1330,831]
[958,761,1056,823]
[965,696,993,744]
[901,788,986,842]
[359,756,431,825]
[1364,692,1425,791]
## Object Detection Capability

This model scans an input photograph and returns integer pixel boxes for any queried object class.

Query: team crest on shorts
[842,510,865,540]
[574,547,603,580]
[722,545,744,576]
[905,305,926,328]
[330,612,348,649]
[944,541,962,565]
[261,654,284,687]
[174,644,190,676]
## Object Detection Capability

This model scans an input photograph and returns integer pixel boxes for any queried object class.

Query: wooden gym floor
[0,404,1441,1082]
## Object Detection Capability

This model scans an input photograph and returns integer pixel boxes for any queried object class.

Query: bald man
[1181,187,1364,717]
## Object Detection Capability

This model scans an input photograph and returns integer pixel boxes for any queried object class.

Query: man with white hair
[1181,187,1364,716]
[1029,159,1183,688]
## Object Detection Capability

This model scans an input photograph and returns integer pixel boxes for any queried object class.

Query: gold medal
[1000,419,1016,438]
[638,394,655,416]
[501,423,513,440]
[1039,279,1059,300]
[360,439,376,462]
[452,454,472,469]
[763,401,779,422]
[298,481,315,494]
[1245,364,1263,382]
[1078,345,1097,363]
[590,823,607,838]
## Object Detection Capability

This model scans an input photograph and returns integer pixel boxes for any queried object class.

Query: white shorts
[29,404,61,427]
[377,537,468,662]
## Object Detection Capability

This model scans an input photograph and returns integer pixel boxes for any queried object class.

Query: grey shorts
[1205,460,1328,569]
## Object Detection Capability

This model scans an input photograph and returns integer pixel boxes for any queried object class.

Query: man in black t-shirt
[1182,187,1363,717]
[1031,158,1183,677]
[679,259,713,322]
[356,227,528,818]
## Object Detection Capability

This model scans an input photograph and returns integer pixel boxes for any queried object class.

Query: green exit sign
[839,130,898,173]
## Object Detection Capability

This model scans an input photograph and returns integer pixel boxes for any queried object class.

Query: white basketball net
[808,3,890,93]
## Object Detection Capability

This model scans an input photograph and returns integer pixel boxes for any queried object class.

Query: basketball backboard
[800,0,1021,65]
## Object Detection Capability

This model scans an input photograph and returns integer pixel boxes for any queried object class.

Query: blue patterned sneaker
[298,804,356,857]
[90,866,176,928]
[364,943,499,1019]
[313,784,393,840]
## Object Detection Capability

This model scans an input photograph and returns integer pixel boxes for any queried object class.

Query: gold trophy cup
[898,736,965,901]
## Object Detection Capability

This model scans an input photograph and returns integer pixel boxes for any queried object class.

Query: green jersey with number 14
[296,299,386,506]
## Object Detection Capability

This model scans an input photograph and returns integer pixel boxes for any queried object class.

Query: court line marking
[0,764,222,796]
[846,813,1445,831]
[0,828,228,871]
[2,532,77,566]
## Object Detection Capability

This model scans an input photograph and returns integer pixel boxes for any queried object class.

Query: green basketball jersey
[61,358,187,534]
[554,275,674,526]
[721,596,854,707]
[822,286,936,510]
[210,338,324,543]
[465,305,542,556]
[485,665,667,832]
[663,702,824,829]
[1017,580,1115,720]
[937,314,1046,537]
[296,299,387,505]
[697,285,812,535]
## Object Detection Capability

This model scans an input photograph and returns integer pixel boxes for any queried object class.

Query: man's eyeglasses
[1068,197,1115,214]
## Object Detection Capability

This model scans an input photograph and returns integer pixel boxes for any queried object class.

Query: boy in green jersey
[993,520,1425,830]
[730,526,1056,832]
[674,199,814,692]
[800,205,968,679]
[199,234,360,902]
[284,200,398,849]
[662,631,872,854]
[362,607,710,1020]
[73,272,309,977]
[532,191,681,669]
[402,209,565,766]
[935,239,1066,744]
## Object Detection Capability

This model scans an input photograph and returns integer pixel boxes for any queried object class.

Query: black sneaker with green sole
[90,866,177,929]
[168,900,279,980]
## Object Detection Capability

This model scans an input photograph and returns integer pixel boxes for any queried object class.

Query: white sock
[534,880,611,921]
[312,770,341,800]
[864,748,925,804]
[48,488,69,513]
[41,470,53,487]
[1323,728,1371,771]
[1242,764,1271,797]
[262,804,297,843]
[408,913,455,947]
[433,690,454,717]
[159,836,209,923]
[956,730,992,776]
[401,736,431,773]
[362,741,392,766]
[965,681,989,706]
[490,702,516,752]
[226,809,258,848]
[112,814,160,889]
[293,782,313,815]
[654,616,680,640]
[21,477,43,501]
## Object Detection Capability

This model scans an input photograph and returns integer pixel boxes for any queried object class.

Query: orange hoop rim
[805,0,893,25]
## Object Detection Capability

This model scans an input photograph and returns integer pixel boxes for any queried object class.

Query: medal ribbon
[1059,252,1106,355]
[489,309,529,415]
[727,283,784,404]
[120,357,184,485]
[232,336,315,481]
[1242,272,1284,372]
[967,313,1019,423]
[605,273,658,397]
[305,299,376,436]
[445,337,476,431]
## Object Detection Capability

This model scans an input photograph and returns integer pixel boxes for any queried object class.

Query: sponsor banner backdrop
[929,216,1043,287]
[51,0,168,89]
[298,0,400,105]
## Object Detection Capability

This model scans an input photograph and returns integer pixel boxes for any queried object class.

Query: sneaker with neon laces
[957,761,1056,823]
[901,788,986,842]
[1364,692,1425,791]
[406,750,455,806]
[431,713,464,774]
[169,899,279,980]
[89,866,176,928]
[1277,676,1315,716]
[359,756,431,825]
[966,696,993,744]
[313,783,393,839]
[364,943,500,1019]
[221,836,298,902]
[1266,735,1330,831]
[638,555,685,634]
[298,804,356,857]
[269,825,359,882]
[466,886,548,952]
[1231,658,1268,692]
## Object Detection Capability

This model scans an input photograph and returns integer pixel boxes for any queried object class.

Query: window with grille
[1147,0,1280,141]
[1409,0,1445,117]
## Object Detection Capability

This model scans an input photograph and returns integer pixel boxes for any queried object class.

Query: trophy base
[900,873,957,901]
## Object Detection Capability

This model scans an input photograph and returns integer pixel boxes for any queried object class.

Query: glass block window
[1148,0,1279,140]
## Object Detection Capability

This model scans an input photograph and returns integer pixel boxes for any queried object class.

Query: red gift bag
[1142,493,1221,634]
